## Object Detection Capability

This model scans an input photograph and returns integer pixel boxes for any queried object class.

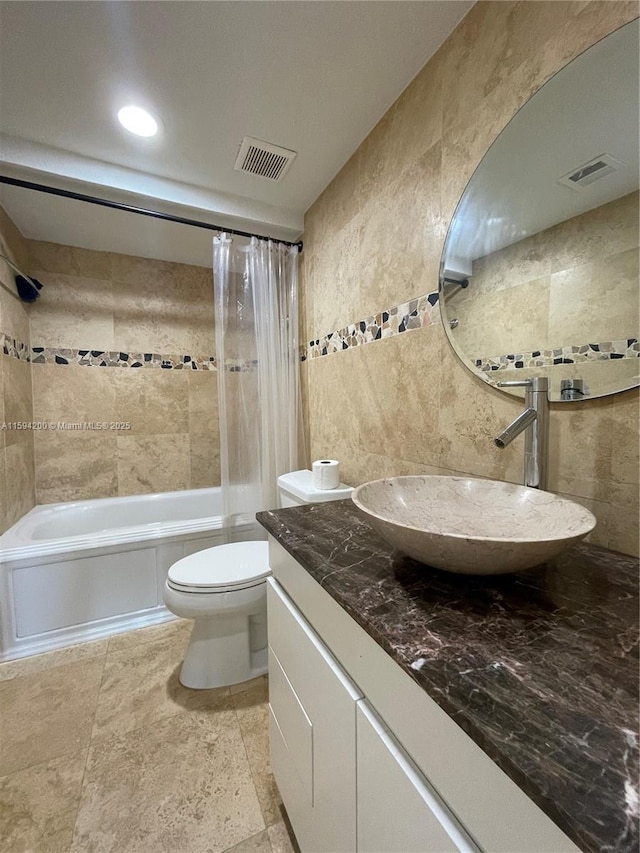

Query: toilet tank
[277,470,353,507]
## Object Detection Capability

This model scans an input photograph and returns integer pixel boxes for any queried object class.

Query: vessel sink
[351,476,596,575]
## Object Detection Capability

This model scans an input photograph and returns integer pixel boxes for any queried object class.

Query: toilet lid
[167,540,270,591]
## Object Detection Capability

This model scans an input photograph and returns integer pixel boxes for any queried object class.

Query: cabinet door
[357,701,478,853]
[267,578,363,853]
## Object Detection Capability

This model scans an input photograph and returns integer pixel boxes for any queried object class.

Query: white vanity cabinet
[268,578,474,853]
[267,578,362,852]
[267,539,581,853]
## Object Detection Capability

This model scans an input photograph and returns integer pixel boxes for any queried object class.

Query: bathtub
[0,488,255,661]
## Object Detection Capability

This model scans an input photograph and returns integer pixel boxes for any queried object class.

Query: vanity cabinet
[267,538,581,853]
[268,578,476,853]
[267,578,362,853]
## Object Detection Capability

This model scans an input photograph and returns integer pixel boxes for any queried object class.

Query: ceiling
[0,0,473,261]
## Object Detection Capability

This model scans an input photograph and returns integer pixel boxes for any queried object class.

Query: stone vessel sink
[351,476,596,575]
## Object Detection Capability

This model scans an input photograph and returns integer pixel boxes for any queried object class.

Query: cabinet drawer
[268,577,362,702]
[357,700,478,853]
[269,647,314,805]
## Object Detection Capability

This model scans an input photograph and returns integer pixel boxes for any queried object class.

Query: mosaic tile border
[1,333,30,362]
[1,333,217,370]
[302,291,440,361]
[3,288,442,367]
[475,339,639,373]
[30,348,218,370]
[1,333,263,373]
[298,289,639,376]
[3,316,638,376]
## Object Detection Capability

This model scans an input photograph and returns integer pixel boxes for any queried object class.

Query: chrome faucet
[494,377,549,490]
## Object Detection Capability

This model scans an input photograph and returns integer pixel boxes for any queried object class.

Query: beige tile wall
[27,240,219,505]
[0,206,36,535]
[302,1,639,556]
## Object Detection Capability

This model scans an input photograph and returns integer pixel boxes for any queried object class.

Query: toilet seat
[167,540,270,595]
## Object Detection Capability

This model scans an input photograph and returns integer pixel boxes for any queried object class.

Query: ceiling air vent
[558,153,624,190]
[234,136,297,182]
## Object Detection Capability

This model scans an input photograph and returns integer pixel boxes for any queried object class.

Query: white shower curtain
[213,234,303,538]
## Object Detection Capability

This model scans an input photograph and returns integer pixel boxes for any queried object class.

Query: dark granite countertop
[257,499,639,853]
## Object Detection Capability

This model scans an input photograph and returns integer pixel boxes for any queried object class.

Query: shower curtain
[213,234,303,538]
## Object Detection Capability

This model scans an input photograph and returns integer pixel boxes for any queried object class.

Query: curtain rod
[0,175,303,252]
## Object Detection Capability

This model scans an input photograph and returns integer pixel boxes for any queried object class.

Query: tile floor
[0,619,298,853]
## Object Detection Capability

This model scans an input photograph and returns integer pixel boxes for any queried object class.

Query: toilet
[164,470,353,689]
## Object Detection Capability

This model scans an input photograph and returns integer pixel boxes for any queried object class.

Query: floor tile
[230,674,268,696]
[71,704,265,853]
[106,617,192,655]
[0,638,108,683]
[223,829,273,852]
[268,820,298,853]
[233,680,269,733]
[0,657,105,775]
[0,750,87,853]
[0,622,290,852]
[233,681,283,827]
[93,631,229,740]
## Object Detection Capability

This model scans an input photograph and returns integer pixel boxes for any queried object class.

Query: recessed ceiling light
[117,105,159,138]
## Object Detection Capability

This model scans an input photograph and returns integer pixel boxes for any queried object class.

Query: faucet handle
[496,380,532,387]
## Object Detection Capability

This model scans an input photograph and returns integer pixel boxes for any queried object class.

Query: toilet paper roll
[312,459,340,490]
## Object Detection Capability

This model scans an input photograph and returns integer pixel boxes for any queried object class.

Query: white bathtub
[0,488,253,661]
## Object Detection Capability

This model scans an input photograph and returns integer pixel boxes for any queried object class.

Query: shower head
[0,252,43,302]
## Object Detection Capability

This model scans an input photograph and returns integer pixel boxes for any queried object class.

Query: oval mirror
[440,20,639,402]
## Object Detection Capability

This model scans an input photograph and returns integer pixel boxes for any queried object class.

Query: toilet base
[179,612,268,689]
